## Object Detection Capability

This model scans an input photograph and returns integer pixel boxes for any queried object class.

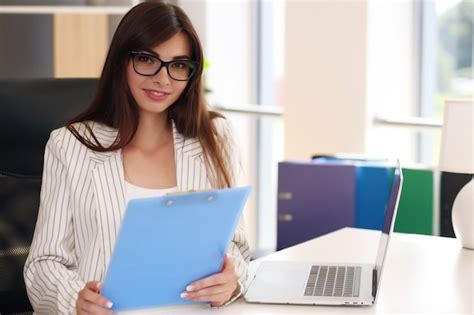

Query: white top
[125,181,178,204]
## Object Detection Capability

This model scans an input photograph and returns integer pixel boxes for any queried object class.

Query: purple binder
[277,161,355,250]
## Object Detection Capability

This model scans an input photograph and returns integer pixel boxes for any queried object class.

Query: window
[434,0,473,113]
[419,0,473,164]
[368,0,472,165]
[256,0,285,252]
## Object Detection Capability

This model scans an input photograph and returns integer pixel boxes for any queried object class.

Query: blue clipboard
[101,186,251,311]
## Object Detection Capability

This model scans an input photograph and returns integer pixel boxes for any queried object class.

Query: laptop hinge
[372,268,378,298]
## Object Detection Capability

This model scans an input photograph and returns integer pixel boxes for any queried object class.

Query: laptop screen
[373,163,403,294]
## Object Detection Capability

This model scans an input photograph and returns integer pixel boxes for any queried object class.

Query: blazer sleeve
[24,129,85,314]
[213,117,250,306]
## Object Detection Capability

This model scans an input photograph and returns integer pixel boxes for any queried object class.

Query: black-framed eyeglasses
[130,51,199,81]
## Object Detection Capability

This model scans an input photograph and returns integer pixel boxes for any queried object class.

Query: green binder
[393,167,434,235]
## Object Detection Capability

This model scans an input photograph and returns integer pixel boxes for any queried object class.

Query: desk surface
[121,227,473,314]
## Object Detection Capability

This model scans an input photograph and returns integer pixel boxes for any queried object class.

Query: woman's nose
[152,65,171,85]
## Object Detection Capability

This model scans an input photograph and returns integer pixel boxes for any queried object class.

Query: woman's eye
[138,55,153,63]
[172,62,187,70]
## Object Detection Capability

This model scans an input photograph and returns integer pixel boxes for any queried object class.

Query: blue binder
[354,165,392,230]
[312,157,393,231]
[101,186,251,311]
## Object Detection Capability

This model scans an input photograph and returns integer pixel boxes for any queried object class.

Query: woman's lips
[144,89,170,102]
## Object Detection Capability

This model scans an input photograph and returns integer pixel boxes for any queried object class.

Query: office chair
[0,78,98,313]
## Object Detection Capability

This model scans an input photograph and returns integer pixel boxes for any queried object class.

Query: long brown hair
[67,0,232,188]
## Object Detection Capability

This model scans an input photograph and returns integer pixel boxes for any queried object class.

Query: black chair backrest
[0,78,98,313]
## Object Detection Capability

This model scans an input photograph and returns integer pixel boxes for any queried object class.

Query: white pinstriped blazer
[24,118,250,314]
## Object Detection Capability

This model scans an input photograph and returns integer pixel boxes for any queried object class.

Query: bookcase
[0,5,130,78]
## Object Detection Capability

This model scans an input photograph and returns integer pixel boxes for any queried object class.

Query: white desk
[122,227,473,314]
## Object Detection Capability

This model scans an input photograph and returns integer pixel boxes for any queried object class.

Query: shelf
[373,115,442,130]
[0,5,131,15]
[211,104,284,117]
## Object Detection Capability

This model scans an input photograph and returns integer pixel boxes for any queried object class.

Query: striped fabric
[24,118,250,314]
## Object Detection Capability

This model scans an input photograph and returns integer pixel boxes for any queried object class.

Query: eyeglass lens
[132,53,196,81]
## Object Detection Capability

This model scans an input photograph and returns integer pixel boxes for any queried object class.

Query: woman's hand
[181,254,239,307]
[76,281,115,315]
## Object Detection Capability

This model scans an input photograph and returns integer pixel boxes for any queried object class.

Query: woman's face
[127,32,193,116]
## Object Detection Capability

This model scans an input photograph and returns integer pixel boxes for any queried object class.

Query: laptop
[245,161,403,306]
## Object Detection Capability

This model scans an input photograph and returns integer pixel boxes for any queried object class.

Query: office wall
[283,1,368,160]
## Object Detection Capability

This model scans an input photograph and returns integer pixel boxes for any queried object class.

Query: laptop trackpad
[246,261,309,300]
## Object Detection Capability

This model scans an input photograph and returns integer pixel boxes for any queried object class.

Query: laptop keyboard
[304,265,361,297]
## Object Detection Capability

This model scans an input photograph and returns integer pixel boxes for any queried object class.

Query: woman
[24,1,249,314]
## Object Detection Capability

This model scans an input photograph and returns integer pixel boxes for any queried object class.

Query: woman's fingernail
[186,285,194,291]
[106,301,113,308]
[180,292,189,298]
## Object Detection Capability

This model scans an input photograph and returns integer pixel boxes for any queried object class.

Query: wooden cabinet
[53,13,109,77]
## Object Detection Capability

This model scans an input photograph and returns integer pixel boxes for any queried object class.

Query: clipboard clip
[165,189,217,206]
[167,190,193,196]
[166,188,220,196]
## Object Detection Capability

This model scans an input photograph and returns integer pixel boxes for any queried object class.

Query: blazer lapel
[89,125,126,275]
